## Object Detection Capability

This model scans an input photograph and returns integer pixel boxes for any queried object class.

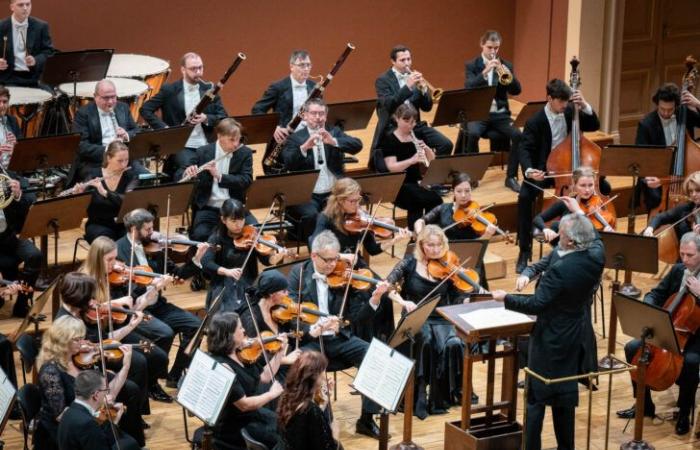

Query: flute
[58,166,131,197]
[179,150,234,182]
[410,131,430,167]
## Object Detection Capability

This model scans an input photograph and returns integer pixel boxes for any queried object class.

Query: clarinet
[313,132,324,165]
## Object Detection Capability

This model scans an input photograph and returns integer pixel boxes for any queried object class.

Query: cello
[546,57,602,197]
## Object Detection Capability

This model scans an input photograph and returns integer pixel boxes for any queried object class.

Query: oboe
[109,109,121,141]
[410,131,430,167]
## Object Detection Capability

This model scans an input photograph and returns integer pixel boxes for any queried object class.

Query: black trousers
[414,121,453,156]
[0,334,16,388]
[525,399,575,450]
[462,113,521,178]
[0,236,42,310]
[146,299,201,380]
[395,183,443,230]
[288,192,330,244]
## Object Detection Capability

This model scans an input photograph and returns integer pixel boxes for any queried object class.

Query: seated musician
[71,141,139,243]
[200,199,287,312]
[182,118,254,242]
[282,97,362,242]
[57,370,141,450]
[140,52,228,181]
[289,230,389,438]
[0,0,54,87]
[117,208,206,389]
[277,351,340,450]
[311,177,411,341]
[71,79,143,183]
[643,171,700,239]
[616,231,700,435]
[371,44,452,162]
[207,311,285,450]
[461,30,522,193]
[491,213,604,450]
[35,314,143,450]
[384,225,479,418]
[516,78,609,273]
[636,84,700,212]
[380,103,441,230]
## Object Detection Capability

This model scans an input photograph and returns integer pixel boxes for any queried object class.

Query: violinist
[534,167,614,244]
[379,102,441,230]
[384,225,476,418]
[289,230,389,439]
[642,171,700,238]
[35,315,143,450]
[70,141,139,243]
[516,78,609,274]
[616,232,700,435]
[207,311,284,450]
[201,198,288,312]
[277,351,340,450]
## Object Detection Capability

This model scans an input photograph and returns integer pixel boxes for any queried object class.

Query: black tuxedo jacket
[190,142,253,209]
[251,76,315,127]
[0,16,54,84]
[635,108,700,146]
[139,79,227,139]
[281,126,362,176]
[464,55,521,112]
[56,402,112,450]
[0,170,33,246]
[371,69,433,150]
[519,105,600,172]
[644,263,687,307]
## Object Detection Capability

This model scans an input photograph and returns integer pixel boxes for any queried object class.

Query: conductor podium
[438,300,534,449]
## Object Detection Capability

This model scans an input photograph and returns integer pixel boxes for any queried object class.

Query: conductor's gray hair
[559,213,596,249]
[311,230,340,253]
[680,231,700,250]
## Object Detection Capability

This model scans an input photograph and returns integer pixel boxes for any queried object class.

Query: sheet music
[459,307,534,329]
[0,366,15,427]
[177,350,236,426]
[352,339,414,413]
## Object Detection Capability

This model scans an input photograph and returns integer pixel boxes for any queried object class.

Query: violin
[108,263,183,287]
[271,296,350,326]
[577,194,616,230]
[73,338,155,370]
[451,201,513,242]
[233,225,293,260]
[236,331,303,364]
[326,259,396,291]
[143,233,215,255]
[343,210,407,239]
[0,278,33,294]
[427,250,483,293]
[96,403,124,425]
[82,304,152,326]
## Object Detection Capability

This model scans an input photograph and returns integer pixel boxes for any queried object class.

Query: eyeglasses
[315,254,339,264]
[293,63,312,69]
[305,110,326,117]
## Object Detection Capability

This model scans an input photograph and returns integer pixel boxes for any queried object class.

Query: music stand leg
[620,328,654,450]
[600,278,625,370]
[379,411,390,450]
[201,424,213,450]
[620,174,642,298]
[390,332,423,450]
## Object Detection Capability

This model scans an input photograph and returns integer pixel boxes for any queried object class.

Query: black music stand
[117,182,195,230]
[262,258,310,278]
[421,153,493,186]
[598,231,658,370]
[431,87,496,127]
[326,99,376,132]
[128,126,194,181]
[599,145,673,297]
[614,292,679,450]
[233,113,279,145]
[9,133,80,194]
[352,172,406,206]
[512,101,546,128]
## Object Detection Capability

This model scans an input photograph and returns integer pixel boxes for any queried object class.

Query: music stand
[614,292,679,450]
[128,126,194,180]
[117,182,195,228]
[598,231,659,370]
[262,258,310,278]
[326,99,376,132]
[512,101,546,128]
[19,193,91,268]
[421,153,493,187]
[9,133,80,189]
[386,295,440,450]
[431,87,496,128]
[10,277,58,343]
[352,172,406,206]
[233,113,279,146]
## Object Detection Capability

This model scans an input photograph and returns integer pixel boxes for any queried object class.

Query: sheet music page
[459,307,534,329]
[177,350,236,426]
[352,339,414,412]
[0,367,15,424]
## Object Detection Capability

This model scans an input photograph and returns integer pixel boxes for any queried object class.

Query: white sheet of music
[0,366,15,426]
[176,349,236,426]
[459,307,534,330]
[352,338,414,413]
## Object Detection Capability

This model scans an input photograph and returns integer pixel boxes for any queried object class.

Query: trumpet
[409,131,430,168]
[486,54,513,86]
[408,69,444,102]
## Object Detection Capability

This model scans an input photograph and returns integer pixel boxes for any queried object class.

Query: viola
[325,259,395,291]
[452,201,513,242]
[427,250,483,293]
[73,338,155,370]
[82,304,152,326]
[0,278,33,294]
[577,194,617,230]
[343,210,407,239]
[96,403,124,425]
[236,331,303,364]
[233,225,293,260]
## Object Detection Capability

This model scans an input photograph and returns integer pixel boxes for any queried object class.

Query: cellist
[616,232,700,435]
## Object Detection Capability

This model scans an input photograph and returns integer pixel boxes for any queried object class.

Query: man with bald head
[140,52,228,181]
[71,79,140,182]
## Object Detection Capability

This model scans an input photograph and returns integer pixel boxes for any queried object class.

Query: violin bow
[240,198,279,276]
[164,194,171,273]
[242,290,276,383]
[93,304,122,450]
[127,228,136,299]
[294,264,303,350]
[653,205,700,237]
[184,287,225,358]
[521,179,568,201]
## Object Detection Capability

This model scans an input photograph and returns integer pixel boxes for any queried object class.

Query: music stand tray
[233,113,279,146]
[128,125,194,161]
[41,49,114,87]
[421,153,494,186]
[262,258,310,278]
[326,98,376,132]
[600,145,674,178]
[512,101,546,128]
[20,194,91,239]
[431,87,496,127]
[117,182,195,222]
[599,232,658,275]
[351,172,406,206]
[246,170,320,210]
[9,133,81,172]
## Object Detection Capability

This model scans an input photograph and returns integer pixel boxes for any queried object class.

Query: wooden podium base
[444,416,522,450]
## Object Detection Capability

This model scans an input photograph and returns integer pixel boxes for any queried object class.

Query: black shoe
[616,404,655,419]
[516,251,530,274]
[148,384,173,403]
[355,417,386,440]
[190,273,204,292]
[140,418,151,430]
[9,404,21,420]
[676,413,690,435]
[11,297,30,318]
[471,392,479,405]
[505,177,520,193]
[165,375,180,389]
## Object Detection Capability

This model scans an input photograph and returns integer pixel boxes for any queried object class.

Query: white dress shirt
[127,235,149,266]
[206,140,233,209]
[544,103,568,150]
[11,17,28,72]
[312,271,335,336]
[481,55,506,114]
[98,108,118,146]
[183,80,207,149]
[306,128,335,195]
[291,76,309,129]
[73,399,100,418]
[659,114,678,146]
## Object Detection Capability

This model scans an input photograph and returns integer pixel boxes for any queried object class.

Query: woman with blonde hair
[643,170,700,238]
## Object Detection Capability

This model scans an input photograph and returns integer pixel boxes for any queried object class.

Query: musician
[71,79,141,183]
[371,44,452,163]
[616,231,700,435]
[207,311,285,449]
[643,171,700,239]
[70,141,138,243]
[492,213,605,450]
[277,351,340,450]
[0,0,54,87]
[140,52,228,181]
[282,97,362,242]
[380,103,441,230]
[35,315,143,450]
[252,49,315,147]
[0,85,21,160]
[635,83,700,211]
[515,78,606,273]
[117,208,206,389]
[461,30,522,192]
[182,118,254,242]
[289,231,389,438]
